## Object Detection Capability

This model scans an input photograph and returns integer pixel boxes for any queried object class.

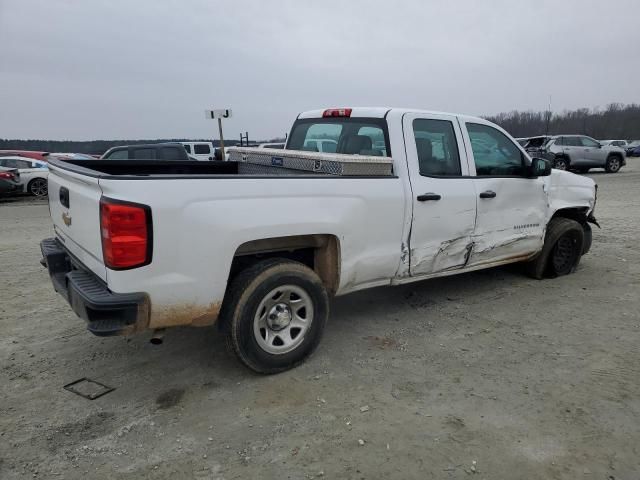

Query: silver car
[543,135,626,173]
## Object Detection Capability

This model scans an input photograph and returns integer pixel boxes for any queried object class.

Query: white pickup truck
[41,107,598,373]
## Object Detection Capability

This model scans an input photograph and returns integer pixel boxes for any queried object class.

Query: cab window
[288,118,391,157]
[467,123,525,176]
[412,119,462,176]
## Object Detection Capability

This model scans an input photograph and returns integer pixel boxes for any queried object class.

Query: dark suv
[101,143,190,161]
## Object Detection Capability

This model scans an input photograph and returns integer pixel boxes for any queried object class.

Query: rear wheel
[553,157,569,170]
[605,155,622,173]
[526,217,584,279]
[221,258,329,374]
[28,178,48,197]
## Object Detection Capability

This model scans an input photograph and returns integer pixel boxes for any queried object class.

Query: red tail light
[100,198,152,269]
[0,171,15,180]
[322,108,352,118]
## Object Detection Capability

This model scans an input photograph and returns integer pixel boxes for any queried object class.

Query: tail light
[322,108,352,118]
[100,198,152,269]
[0,171,16,181]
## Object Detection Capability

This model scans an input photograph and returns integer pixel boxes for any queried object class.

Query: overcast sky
[1,0,638,141]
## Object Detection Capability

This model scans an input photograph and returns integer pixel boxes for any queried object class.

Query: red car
[0,150,49,161]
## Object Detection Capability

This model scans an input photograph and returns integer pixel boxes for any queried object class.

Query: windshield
[287,117,391,157]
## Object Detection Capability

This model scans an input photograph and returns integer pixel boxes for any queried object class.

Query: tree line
[1,103,639,153]
[485,103,640,140]
[0,138,286,155]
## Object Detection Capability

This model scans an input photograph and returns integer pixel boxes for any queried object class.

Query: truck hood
[547,169,596,214]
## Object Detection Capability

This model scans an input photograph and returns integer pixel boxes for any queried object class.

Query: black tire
[28,177,48,197]
[605,155,622,173]
[526,217,585,279]
[581,223,592,255]
[553,157,569,170]
[220,258,329,374]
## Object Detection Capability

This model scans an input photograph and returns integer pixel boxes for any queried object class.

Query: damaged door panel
[402,112,478,277]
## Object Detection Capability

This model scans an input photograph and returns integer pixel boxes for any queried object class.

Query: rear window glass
[288,118,390,157]
[194,144,211,154]
[133,148,156,160]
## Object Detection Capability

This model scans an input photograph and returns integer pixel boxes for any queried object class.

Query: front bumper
[40,237,148,336]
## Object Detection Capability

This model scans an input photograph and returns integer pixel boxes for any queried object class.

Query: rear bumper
[40,237,149,336]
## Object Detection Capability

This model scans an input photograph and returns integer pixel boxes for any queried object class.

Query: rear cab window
[288,117,391,157]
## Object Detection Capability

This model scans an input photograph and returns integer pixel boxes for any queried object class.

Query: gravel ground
[1,161,639,479]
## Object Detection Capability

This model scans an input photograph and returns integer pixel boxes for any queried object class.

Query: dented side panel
[467,177,547,266]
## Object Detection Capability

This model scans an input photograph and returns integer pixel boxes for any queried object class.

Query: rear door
[402,112,477,275]
[563,136,587,165]
[461,120,547,266]
[48,164,106,280]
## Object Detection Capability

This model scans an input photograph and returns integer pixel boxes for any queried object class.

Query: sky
[0,0,638,141]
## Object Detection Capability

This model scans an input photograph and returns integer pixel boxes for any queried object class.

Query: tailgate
[48,164,107,281]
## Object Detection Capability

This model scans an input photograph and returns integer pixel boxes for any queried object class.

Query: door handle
[417,193,441,201]
[479,190,496,199]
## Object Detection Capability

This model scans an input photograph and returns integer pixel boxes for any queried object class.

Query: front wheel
[605,156,622,173]
[221,258,329,374]
[526,217,585,279]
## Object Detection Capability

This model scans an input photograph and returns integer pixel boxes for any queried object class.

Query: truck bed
[49,148,394,178]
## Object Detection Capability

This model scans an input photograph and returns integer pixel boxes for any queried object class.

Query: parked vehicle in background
[625,141,640,157]
[41,106,597,373]
[101,143,191,161]
[0,150,49,161]
[302,138,338,153]
[519,136,553,157]
[258,142,286,149]
[600,140,628,148]
[0,156,49,197]
[180,142,215,161]
[542,135,626,173]
[49,153,96,161]
[0,167,21,194]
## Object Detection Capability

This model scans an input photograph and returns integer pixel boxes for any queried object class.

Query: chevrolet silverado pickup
[41,107,598,373]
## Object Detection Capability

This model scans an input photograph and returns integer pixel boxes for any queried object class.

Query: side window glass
[133,148,156,160]
[467,123,524,176]
[412,119,462,176]
[580,137,599,148]
[183,144,191,153]
[105,149,129,160]
[162,147,183,160]
[565,137,580,147]
[194,144,210,154]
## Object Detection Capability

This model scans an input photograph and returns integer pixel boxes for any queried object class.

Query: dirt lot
[1,161,639,480]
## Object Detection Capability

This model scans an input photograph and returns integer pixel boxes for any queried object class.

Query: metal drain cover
[63,378,115,400]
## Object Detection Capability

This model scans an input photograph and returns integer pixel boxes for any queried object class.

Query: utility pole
[206,109,232,159]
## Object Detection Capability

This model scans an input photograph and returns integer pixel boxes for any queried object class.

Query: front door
[402,113,477,276]
[579,136,605,166]
[461,120,547,266]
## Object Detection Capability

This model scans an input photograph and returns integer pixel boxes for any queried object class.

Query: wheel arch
[228,234,341,296]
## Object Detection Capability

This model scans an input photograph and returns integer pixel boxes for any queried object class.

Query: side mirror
[530,157,552,177]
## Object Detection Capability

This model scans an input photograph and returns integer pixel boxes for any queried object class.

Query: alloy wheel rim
[31,179,48,196]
